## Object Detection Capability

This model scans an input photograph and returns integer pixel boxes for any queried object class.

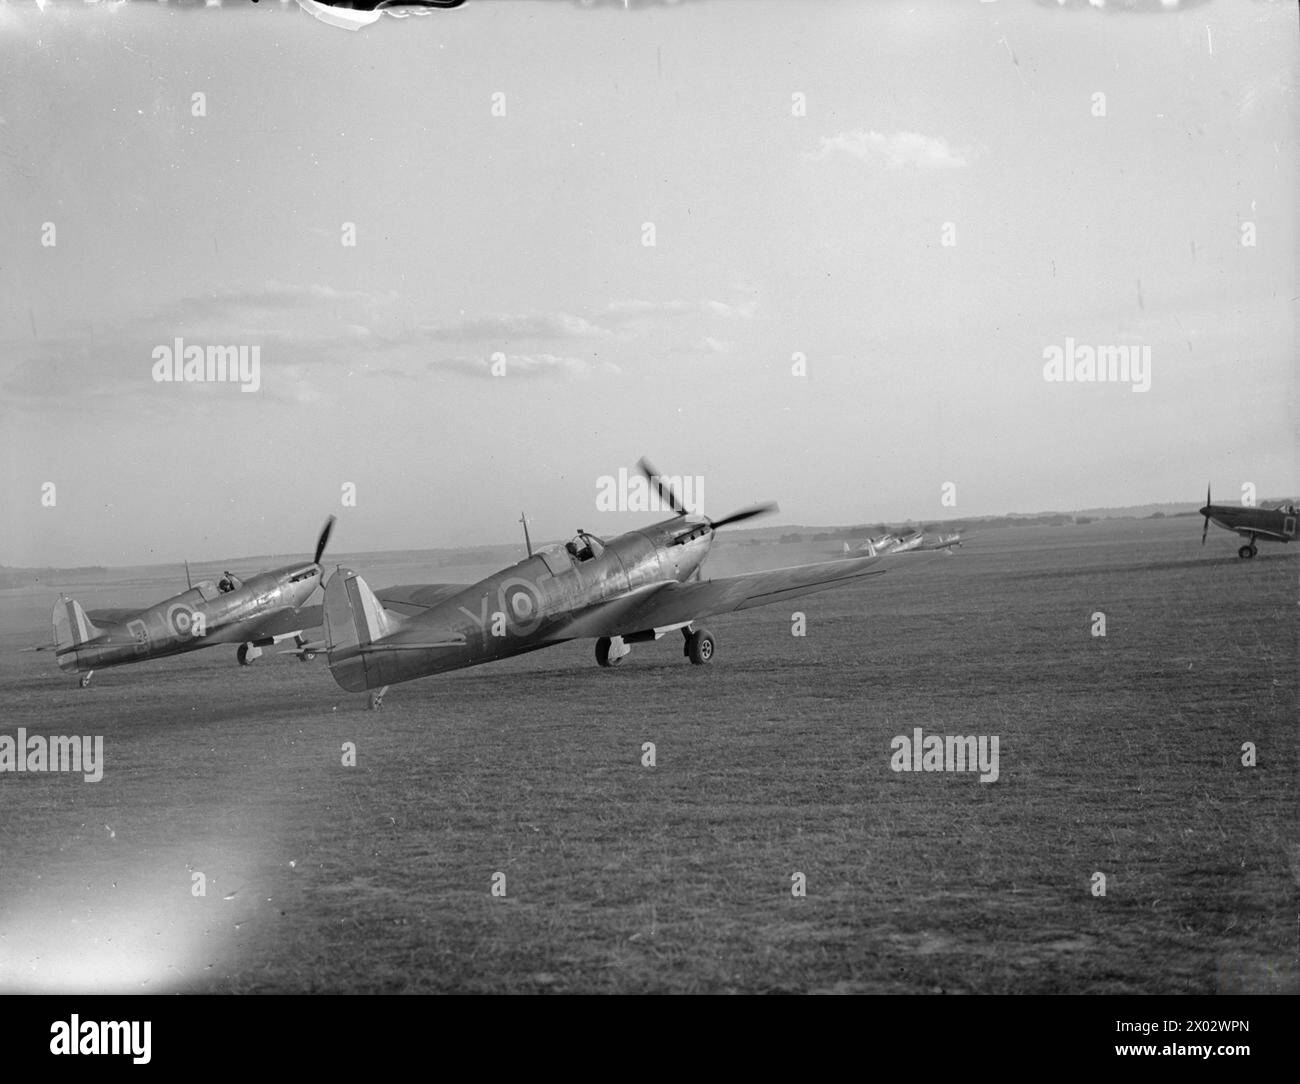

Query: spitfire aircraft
[52,518,335,686]
[842,529,922,557]
[1199,485,1297,559]
[323,461,961,708]
[840,528,964,557]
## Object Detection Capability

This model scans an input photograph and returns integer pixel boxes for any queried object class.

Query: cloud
[432,353,620,379]
[695,337,736,354]
[151,283,394,328]
[702,299,757,320]
[1033,0,1211,11]
[3,284,753,412]
[813,130,970,171]
[603,299,696,319]
[418,312,612,342]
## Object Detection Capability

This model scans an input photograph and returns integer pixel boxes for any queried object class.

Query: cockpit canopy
[217,572,244,594]
[564,530,606,563]
[182,581,223,603]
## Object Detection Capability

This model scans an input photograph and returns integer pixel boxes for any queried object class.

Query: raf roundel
[499,579,542,630]
[166,603,196,638]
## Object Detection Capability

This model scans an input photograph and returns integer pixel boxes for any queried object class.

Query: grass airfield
[0,518,1295,994]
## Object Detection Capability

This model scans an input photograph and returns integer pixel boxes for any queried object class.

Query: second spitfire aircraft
[1199,485,1298,559]
[323,460,961,708]
[842,529,923,556]
[52,518,335,686]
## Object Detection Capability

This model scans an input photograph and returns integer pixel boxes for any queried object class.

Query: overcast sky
[1,0,1294,567]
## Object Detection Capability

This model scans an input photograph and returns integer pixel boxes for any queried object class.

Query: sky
[1,0,1295,567]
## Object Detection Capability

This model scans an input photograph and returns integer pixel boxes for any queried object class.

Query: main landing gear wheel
[79,671,94,688]
[595,636,630,667]
[685,628,716,665]
[1238,544,1257,559]
[369,686,389,711]
[237,643,263,666]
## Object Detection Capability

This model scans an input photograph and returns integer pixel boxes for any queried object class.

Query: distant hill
[5,498,1294,581]
[0,566,108,590]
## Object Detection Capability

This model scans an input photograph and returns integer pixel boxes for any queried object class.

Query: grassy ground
[0,518,1294,993]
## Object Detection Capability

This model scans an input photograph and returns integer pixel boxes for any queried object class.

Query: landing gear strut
[683,627,716,665]
[595,636,631,667]
[369,686,389,711]
[79,671,94,688]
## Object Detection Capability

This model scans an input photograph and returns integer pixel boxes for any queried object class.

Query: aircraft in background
[323,460,962,709]
[1199,485,1297,559]
[842,529,921,556]
[841,529,962,557]
[52,518,335,686]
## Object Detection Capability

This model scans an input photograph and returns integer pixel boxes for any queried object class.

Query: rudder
[52,596,105,672]
[323,568,408,691]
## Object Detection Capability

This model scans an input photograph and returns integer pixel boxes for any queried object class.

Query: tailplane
[52,596,106,671]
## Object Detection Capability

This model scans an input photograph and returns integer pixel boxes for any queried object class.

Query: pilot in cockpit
[566,530,602,562]
[218,573,239,593]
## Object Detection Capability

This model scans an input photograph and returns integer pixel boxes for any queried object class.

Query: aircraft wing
[372,584,470,616]
[240,604,324,642]
[1232,525,1290,542]
[551,554,900,642]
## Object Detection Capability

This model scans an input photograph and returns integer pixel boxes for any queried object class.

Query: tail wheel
[595,637,625,667]
[686,629,716,665]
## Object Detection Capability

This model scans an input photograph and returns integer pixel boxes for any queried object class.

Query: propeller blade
[708,502,780,530]
[637,457,689,517]
[1201,483,1211,545]
[314,515,336,566]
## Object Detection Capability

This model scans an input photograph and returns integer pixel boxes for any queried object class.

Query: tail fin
[323,568,409,691]
[52,596,105,671]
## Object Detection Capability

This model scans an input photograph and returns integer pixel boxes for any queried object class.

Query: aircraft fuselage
[54,565,321,674]
[325,516,713,690]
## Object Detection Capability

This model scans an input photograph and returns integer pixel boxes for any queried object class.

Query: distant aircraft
[52,518,335,686]
[1199,485,1297,559]
[323,460,961,709]
[842,528,960,557]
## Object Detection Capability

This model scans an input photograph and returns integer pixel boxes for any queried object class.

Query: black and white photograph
[0,0,1295,1055]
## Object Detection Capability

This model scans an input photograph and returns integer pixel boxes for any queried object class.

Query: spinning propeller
[315,515,336,566]
[637,457,779,532]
